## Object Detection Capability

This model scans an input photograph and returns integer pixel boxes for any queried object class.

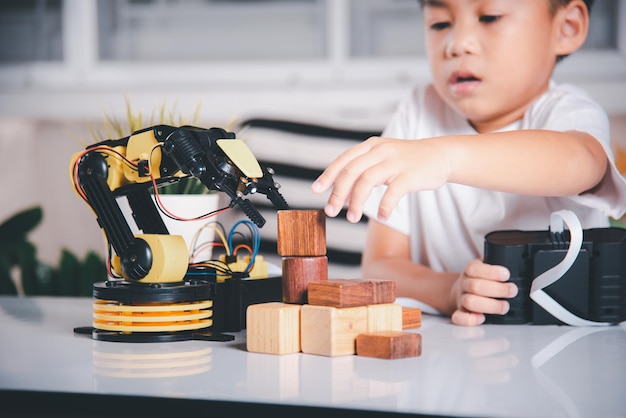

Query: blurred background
[1,0,625,293]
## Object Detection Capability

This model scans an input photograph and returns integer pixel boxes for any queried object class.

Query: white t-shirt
[363,82,626,274]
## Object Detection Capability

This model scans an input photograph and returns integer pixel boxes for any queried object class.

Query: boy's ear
[553,0,590,56]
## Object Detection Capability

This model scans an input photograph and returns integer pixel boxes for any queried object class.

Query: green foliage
[155,176,210,195]
[0,206,107,297]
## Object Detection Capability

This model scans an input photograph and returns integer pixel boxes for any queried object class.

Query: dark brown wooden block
[282,256,328,304]
[307,279,396,307]
[356,331,422,359]
[371,280,396,304]
[402,307,422,329]
[277,209,326,257]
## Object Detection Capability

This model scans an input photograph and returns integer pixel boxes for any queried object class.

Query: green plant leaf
[34,263,55,296]
[0,260,17,295]
[56,250,80,296]
[0,206,42,245]
[17,241,41,295]
[80,251,107,296]
[156,176,210,195]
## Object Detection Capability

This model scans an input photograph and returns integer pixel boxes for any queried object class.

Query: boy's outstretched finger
[325,146,390,220]
[311,166,347,202]
[376,173,412,221]
[311,172,332,194]
[345,162,395,223]
[312,160,360,218]
[311,138,378,195]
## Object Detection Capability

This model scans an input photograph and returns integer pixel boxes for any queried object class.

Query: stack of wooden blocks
[246,209,422,359]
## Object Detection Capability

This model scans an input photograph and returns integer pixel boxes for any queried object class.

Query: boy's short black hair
[417,0,594,14]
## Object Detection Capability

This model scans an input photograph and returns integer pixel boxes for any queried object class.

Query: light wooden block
[246,302,301,355]
[356,331,422,359]
[277,209,326,257]
[307,279,396,307]
[282,256,328,304]
[367,303,402,332]
[300,304,367,357]
[402,307,422,329]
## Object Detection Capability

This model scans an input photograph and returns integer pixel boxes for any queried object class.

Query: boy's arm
[363,220,516,326]
[312,130,607,223]
[445,130,607,197]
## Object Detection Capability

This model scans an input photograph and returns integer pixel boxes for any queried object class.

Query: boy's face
[423,0,560,132]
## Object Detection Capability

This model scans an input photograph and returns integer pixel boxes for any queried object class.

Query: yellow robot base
[74,279,234,343]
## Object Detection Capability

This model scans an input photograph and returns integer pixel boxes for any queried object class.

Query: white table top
[1,295,625,417]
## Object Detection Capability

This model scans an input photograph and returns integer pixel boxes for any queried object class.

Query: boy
[311,0,626,326]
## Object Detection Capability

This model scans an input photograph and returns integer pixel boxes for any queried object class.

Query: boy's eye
[479,15,501,24]
[430,21,451,31]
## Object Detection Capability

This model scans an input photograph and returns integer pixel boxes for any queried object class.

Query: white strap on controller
[529,209,610,326]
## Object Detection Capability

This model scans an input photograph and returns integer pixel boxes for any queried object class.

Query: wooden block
[282,256,328,304]
[277,209,326,257]
[402,307,422,329]
[307,279,396,307]
[356,331,422,359]
[300,304,367,356]
[367,303,402,332]
[246,302,301,355]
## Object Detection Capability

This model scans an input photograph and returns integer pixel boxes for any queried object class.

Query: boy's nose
[445,26,479,58]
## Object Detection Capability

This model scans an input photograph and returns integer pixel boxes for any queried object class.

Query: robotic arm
[70,124,288,283]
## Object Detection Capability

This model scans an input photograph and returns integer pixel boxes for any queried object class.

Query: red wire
[72,146,138,201]
[149,172,229,221]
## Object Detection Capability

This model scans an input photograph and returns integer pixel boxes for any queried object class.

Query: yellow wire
[188,221,231,262]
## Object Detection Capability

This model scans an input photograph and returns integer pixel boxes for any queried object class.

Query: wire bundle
[188,219,262,280]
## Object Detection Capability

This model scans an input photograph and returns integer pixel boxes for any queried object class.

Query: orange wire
[233,243,253,256]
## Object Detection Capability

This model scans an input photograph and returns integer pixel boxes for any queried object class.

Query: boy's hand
[450,259,518,326]
[311,136,450,223]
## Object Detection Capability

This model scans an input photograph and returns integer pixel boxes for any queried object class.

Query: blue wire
[228,219,261,272]
[186,270,218,276]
